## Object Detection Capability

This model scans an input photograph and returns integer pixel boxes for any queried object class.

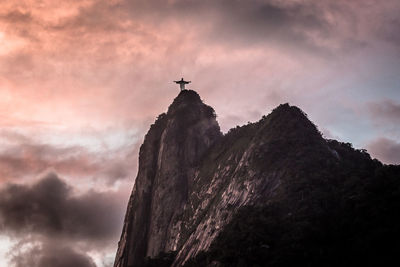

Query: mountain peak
[269,103,308,121]
[266,103,309,123]
[167,90,202,113]
[175,89,201,103]
[257,103,322,144]
[114,89,221,267]
[115,90,400,267]
[167,90,216,121]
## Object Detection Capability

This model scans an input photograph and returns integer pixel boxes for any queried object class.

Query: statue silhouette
[174,78,191,91]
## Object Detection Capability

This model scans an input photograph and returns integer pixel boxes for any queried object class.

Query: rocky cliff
[114,90,221,267]
[114,90,400,267]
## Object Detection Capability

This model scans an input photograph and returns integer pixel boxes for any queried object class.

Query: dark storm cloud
[6,0,388,53]
[0,173,125,242]
[0,0,341,61]
[199,1,332,51]
[367,100,400,124]
[8,0,346,57]
[3,0,395,59]
[10,243,96,267]
[367,138,400,165]
[121,0,364,55]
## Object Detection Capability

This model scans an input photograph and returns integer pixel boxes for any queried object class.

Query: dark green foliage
[185,104,400,267]
[185,144,400,267]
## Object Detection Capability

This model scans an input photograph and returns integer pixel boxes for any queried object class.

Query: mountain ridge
[114,90,400,267]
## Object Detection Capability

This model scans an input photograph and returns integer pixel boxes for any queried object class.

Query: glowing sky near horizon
[0,0,400,266]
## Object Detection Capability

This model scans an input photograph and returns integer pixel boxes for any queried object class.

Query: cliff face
[169,103,333,266]
[114,90,400,267]
[114,90,221,267]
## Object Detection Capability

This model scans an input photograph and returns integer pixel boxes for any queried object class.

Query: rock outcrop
[114,90,400,267]
[114,90,221,267]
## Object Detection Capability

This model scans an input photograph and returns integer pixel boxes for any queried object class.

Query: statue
[174,78,191,91]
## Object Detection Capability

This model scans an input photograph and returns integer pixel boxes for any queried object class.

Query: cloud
[0,0,399,265]
[0,0,398,140]
[367,100,400,124]
[10,243,96,267]
[0,131,137,183]
[0,144,94,180]
[0,172,130,266]
[0,173,126,243]
[0,10,33,24]
[199,1,334,53]
[367,137,400,164]
[119,0,355,55]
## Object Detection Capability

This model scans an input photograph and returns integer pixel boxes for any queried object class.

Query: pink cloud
[367,137,400,165]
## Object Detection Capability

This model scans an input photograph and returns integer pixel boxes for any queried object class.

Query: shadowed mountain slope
[114,90,400,267]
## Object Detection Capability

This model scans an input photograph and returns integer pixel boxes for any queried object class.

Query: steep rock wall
[114,90,221,267]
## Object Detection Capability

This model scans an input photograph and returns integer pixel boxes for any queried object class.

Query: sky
[0,0,399,266]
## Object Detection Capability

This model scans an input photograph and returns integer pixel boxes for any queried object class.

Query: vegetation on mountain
[185,141,400,267]
[115,93,400,267]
